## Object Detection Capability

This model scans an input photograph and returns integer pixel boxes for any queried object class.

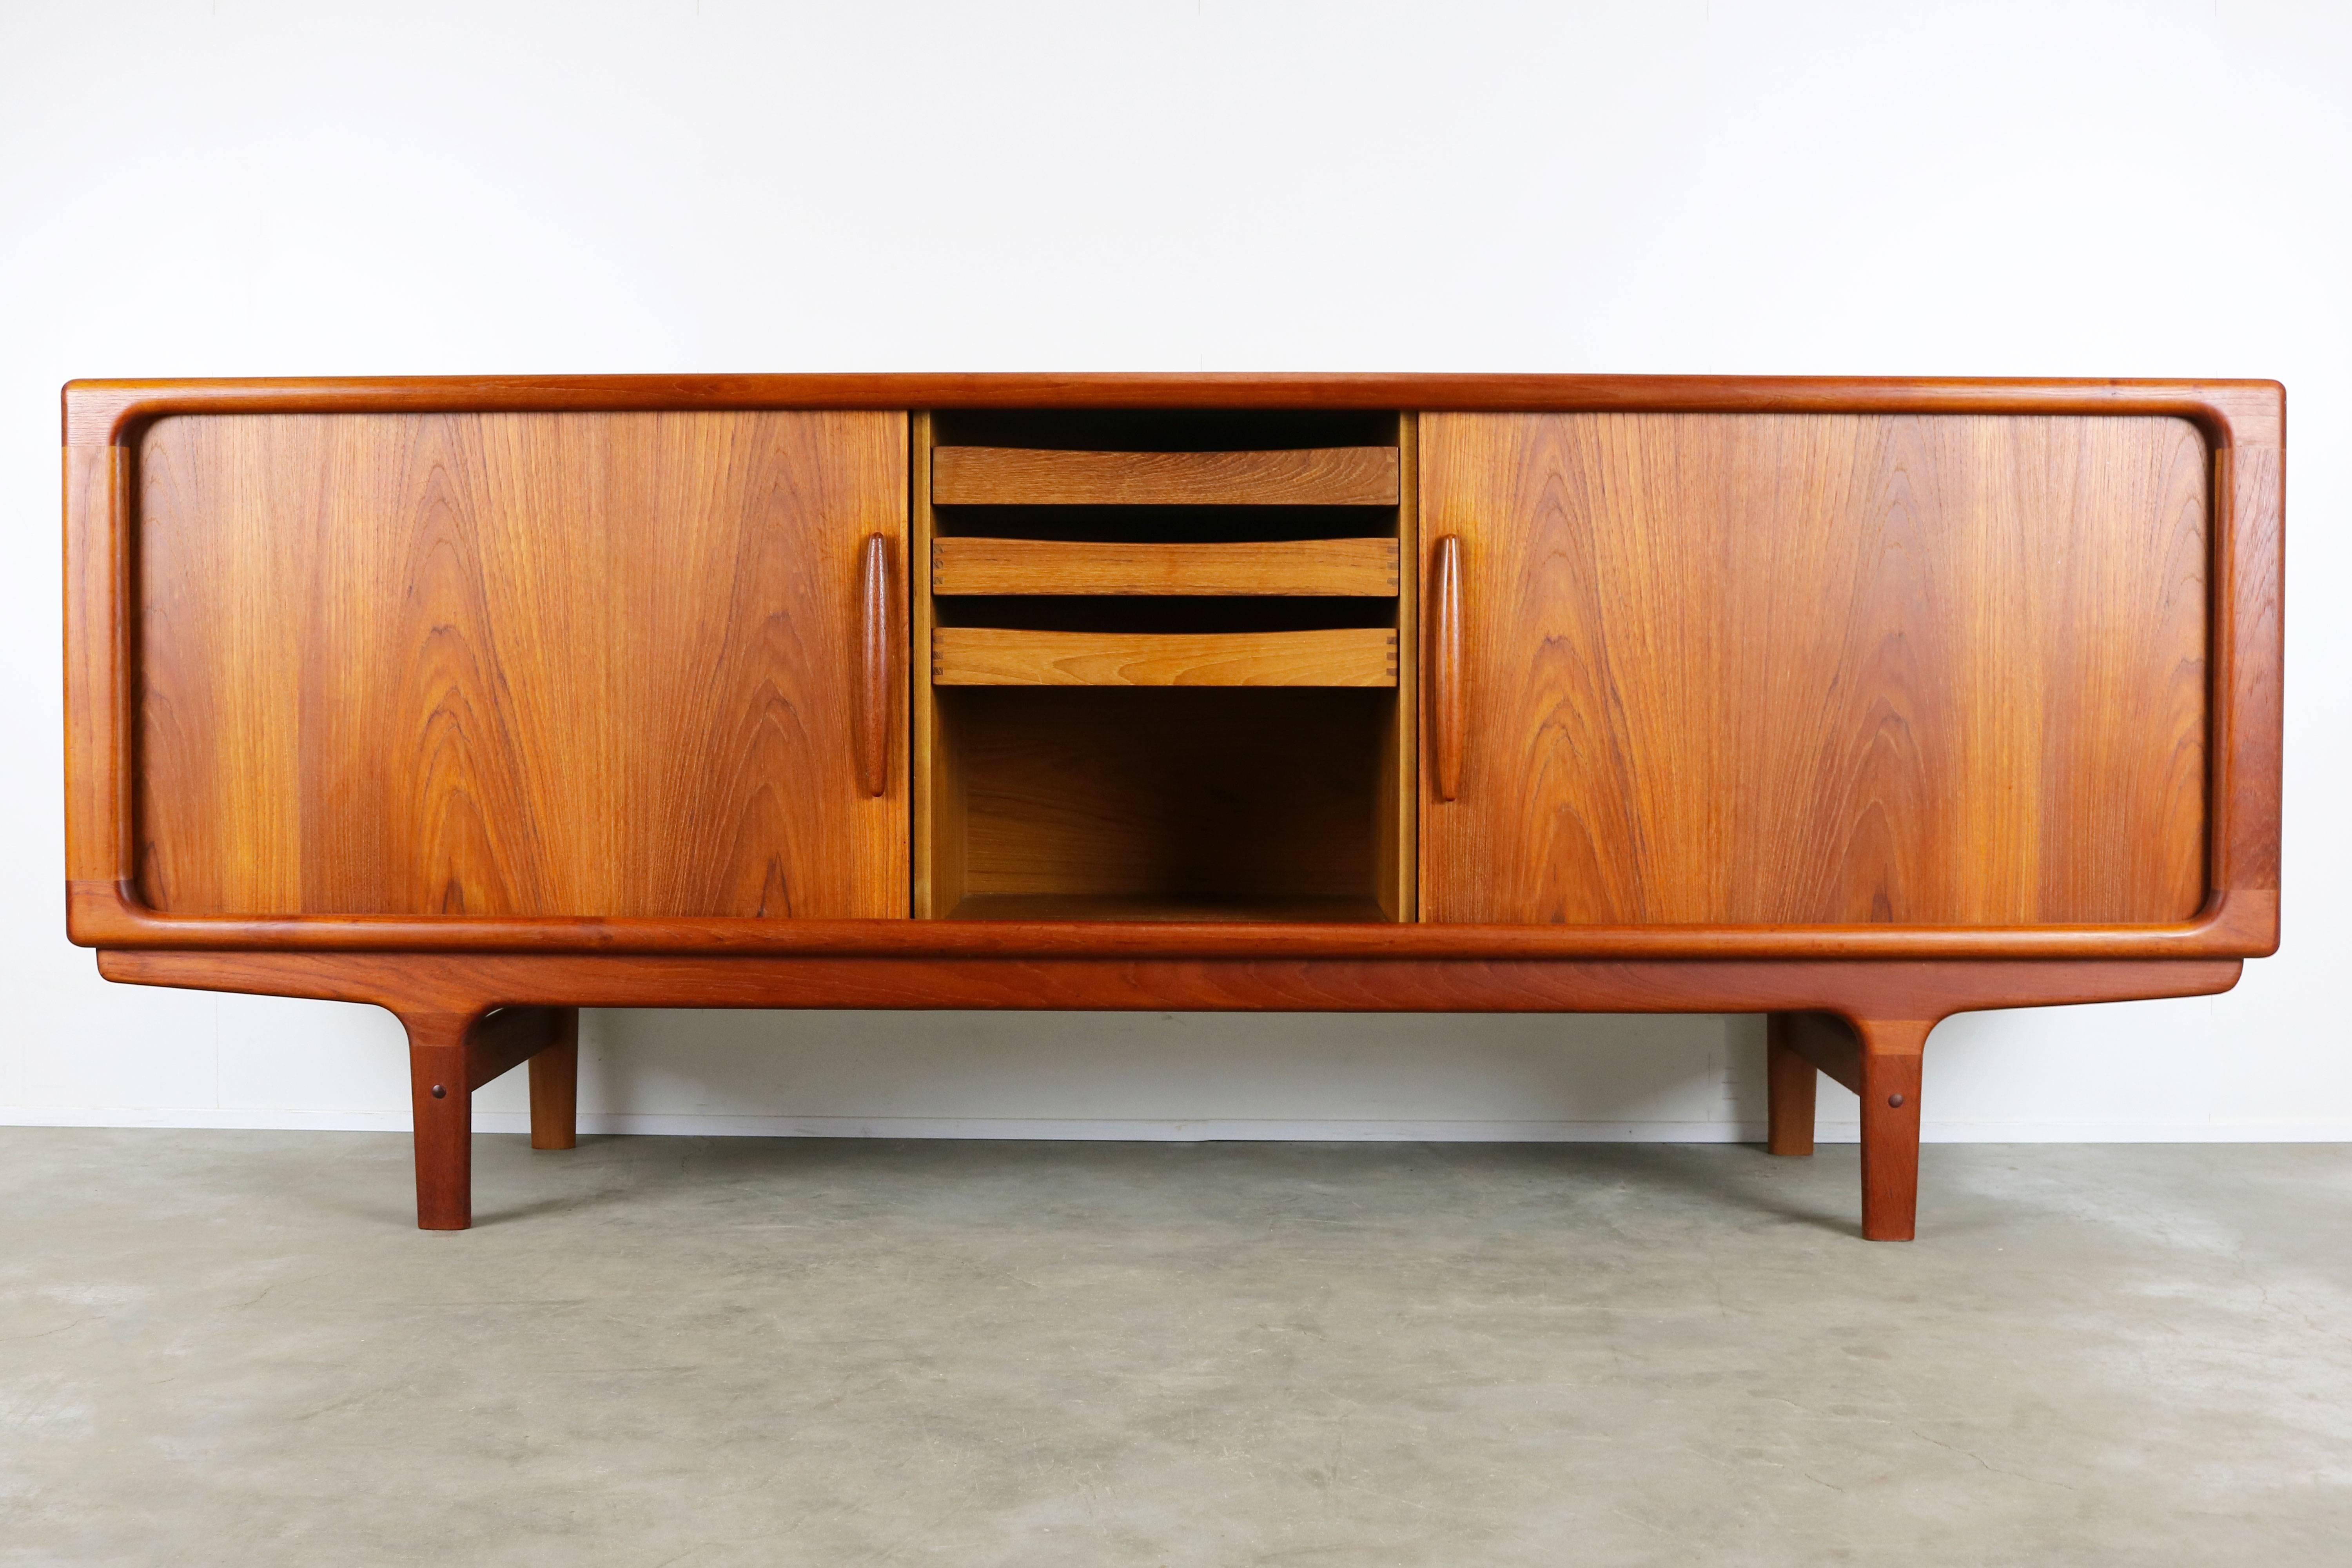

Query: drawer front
[1418,412,2209,926]
[133,410,909,918]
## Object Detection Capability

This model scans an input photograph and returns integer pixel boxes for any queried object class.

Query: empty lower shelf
[933,627,1398,687]
[947,893,1392,923]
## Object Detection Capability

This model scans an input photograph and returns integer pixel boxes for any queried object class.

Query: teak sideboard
[61,375,2284,1239]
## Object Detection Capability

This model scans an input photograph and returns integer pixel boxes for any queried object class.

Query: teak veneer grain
[130,411,909,920]
[931,536,1400,597]
[931,627,1399,688]
[60,374,2285,1241]
[931,445,1400,506]
[1420,412,2213,926]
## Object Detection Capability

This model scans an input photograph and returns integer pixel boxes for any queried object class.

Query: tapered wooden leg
[399,1004,571,1230]
[1769,1011,1936,1240]
[528,1009,579,1151]
[403,1011,475,1232]
[1853,1017,1932,1243]
[1765,1013,1817,1156]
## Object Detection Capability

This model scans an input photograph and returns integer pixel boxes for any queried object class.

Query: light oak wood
[933,627,1397,687]
[1420,413,2212,926]
[933,445,1399,506]
[131,412,909,919]
[932,536,1399,596]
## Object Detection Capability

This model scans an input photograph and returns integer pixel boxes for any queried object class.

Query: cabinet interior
[914,408,1417,922]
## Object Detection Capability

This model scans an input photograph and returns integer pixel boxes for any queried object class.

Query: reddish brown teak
[62,375,2285,1238]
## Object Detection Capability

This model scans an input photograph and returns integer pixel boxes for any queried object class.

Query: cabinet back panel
[1420,414,2209,925]
[951,687,1385,903]
[133,411,909,918]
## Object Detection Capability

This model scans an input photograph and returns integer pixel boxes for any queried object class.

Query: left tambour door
[133,411,909,918]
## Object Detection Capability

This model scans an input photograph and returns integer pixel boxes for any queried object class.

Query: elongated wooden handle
[1431,535,1464,802]
[856,534,893,797]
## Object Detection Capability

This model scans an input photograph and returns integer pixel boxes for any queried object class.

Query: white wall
[4,0,2345,1143]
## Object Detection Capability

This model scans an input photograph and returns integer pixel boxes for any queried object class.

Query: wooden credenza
[62,375,2284,1238]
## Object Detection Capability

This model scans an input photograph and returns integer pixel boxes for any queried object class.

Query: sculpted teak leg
[1763,1009,1937,1241]
[403,1012,475,1232]
[1854,1017,1931,1243]
[529,1009,580,1151]
[1765,1013,1817,1156]
[398,1005,575,1231]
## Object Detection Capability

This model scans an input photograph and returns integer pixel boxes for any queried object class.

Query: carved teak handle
[1431,535,1464,802]
[855,534,893,797]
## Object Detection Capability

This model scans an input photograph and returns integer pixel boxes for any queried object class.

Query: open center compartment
[914,408,1417,922]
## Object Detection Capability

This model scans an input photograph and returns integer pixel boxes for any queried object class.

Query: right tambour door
[1416,412,2211,926]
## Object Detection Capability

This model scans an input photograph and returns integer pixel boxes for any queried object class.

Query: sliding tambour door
[134,411,908,918]
[1417,413,2210,926]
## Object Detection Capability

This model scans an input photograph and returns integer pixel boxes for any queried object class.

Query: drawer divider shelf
[931,627,1398,687]
[933,536,1399,597]
[932,446,1400,506]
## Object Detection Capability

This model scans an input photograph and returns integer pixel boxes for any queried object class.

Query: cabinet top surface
[60,373,2283,448]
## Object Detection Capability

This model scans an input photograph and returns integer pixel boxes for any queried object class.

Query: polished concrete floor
[3,1132,2348,1566]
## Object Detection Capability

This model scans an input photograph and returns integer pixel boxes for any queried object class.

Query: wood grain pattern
[855,533,895,797]
[101,947,2242,1022]
[60,887,2278,960]
[950,688,1387,910]
[1779,1010,1863,1094]
[58,374,2285,1241]
[1854,1016,1930,1241]
[932,536,1399,597]
[1379,413,1420,921]
[62,375,2285,450]
[1420,413,2212,926]
[2212,421,2285,906]
[63,444,129,887]
[950,687,1387,908]
[402,1009,474,1230]
[527,1007,578,1151]
[949,893,1391,924]
[909,414,965,920]
[63,375,2282,963]
[1428,535,1464,802]
[463,1004,570,1092]
[1764,1013,1818,1156]
[932,446,1399,507]
[107,946,2230,1237]
[132,411,909,918]
[933,627,1397,687]
[400,1002,570,1229]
